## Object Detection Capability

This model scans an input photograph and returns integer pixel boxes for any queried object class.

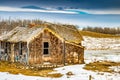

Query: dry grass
[0,61,63,78]
[80,31,120,38]
[84,61,120,73]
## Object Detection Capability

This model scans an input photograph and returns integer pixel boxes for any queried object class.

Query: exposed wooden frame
[19,42,22,55]
[0,41,1,56]
[26,43,29,65]
[63,40,66,66]
[11,43,15,62]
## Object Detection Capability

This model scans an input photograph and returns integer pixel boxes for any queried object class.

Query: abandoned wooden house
[0,25,84,66]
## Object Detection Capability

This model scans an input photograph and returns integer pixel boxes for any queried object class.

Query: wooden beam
[26,43,29,65]
[0,41,1,56]
[82,48,85,63]
[63,40,66,66]
[19,42,22,55]
[78,48,84,64]
[78,51,80,63]
[35,42,36,64]
[11,43,15,62]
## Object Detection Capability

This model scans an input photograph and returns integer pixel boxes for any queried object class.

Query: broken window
[43,42,49,55]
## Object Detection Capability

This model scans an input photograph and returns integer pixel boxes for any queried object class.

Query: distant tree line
[82,26,120,35]
[0,19,77,35]
[0,19,43,35]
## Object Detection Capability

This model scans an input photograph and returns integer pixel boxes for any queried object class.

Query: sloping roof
[45,25,83,43]
[0,25,83,44]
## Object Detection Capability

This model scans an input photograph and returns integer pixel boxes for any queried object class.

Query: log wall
[0,41,28,64]
[29,29,63,65]
[0,29,84,66]
[29,29,84,65]
[29,33,42,64]
[0,41,11,61]
[65,43,84,64]
[8,42,27,64]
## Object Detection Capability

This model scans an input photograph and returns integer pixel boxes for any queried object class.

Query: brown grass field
[0,61,63,78]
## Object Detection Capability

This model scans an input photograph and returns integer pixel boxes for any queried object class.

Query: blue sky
[0,0,120,27]
[1,0,120,9]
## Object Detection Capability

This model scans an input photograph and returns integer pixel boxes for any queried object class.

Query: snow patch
[82,36,120,50]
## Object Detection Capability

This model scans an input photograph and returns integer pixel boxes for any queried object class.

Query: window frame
[43,42,49,55]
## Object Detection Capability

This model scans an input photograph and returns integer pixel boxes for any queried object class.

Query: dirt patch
[83,61,120,73]
[0,61,63,78]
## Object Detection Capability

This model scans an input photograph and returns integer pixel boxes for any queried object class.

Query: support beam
[82,48,85,63]
[79,48,84,64]
[11,43,15,62]
[27,43,29,65]
[19,42,22,55]
[78,51,80,63]
[35,42,37,64]
[63,40,66,66]
[0,42,1,54]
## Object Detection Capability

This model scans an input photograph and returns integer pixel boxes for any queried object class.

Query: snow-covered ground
[0,49,120,80]
[85,50,120,63]
[0,36,120,80]
[82,36,120,50]
[53,64,120,80]
[0,64,119,80]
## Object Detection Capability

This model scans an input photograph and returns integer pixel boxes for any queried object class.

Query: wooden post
[63,40,66,66]
[82,48,84,63]
[0,41,1,60]
[35,42,36,64]
[0,41,1,55]
[78,48,84,64]
[11,43,15,62]
[19,42,22,55]
[26,43,29,65]
[78,50,80,63]
[89,75,92,80]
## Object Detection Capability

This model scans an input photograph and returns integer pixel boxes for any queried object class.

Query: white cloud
[67,9,120,15]
[0,6,120,15]
[0,6,77,14]
[80,9,120,15]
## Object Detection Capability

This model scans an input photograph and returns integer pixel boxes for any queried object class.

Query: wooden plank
[63,40,66,66]
[78,50,80,63]
[0,41,1,55]
[27,43,29,65]
[11,43,15,62]
[19,42,22,55]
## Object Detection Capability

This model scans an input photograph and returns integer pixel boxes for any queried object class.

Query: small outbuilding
[0,24,84,66]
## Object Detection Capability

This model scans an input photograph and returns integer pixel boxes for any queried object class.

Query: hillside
[0,19,77,35]
[80,31,120,50]
[80,30,120,38]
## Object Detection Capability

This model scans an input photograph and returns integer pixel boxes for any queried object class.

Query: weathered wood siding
[29,33,42,64]
[14,42,27,63]
[0,42,28,63]
[0,29,84,66]
[29,29,63,65]
[0,41,11,61]
[65,43,84,64]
